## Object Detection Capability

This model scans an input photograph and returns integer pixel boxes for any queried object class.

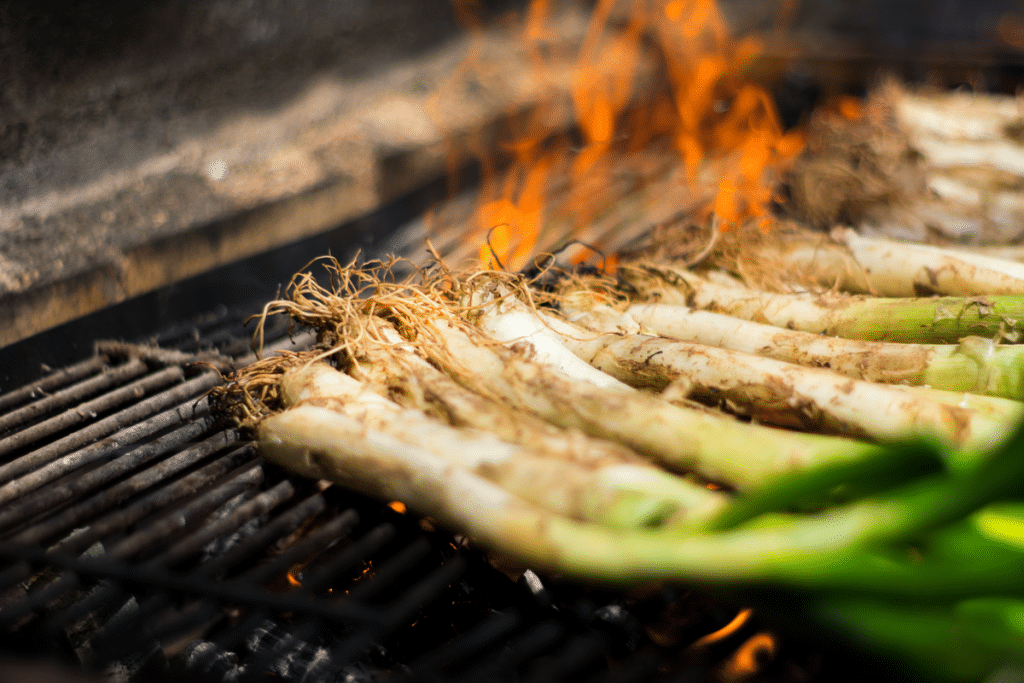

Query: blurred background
[2,0,1024,350]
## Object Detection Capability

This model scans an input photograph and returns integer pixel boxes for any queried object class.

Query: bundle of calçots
[216,239,1024,683]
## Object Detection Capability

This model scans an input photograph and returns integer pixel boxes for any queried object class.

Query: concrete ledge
[0,4,585,348]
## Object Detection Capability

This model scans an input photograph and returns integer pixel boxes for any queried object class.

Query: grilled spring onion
[583,298,1024,399]
[491,293,1020,452]
[271,361,726,529]
[251,257,886,490]
[624,264,1024,343]
[225,257,1024,681]
[811,594,1024,683]
[765,228,1024,297]
[262,397,1024,600]
[352,317,660,469]
[418,314,886,489]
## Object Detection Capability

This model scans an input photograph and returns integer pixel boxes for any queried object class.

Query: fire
[286,570,302,588]
[690,607,752,648]
[461,0,804,270]
[388,500,408,514]
[723,631,777,678]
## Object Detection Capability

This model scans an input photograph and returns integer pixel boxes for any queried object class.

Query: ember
[724,632,778,679]
[690,607,752,648]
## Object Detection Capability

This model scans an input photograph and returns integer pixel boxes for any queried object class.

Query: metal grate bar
[104,461,266,562]
[148,506,363,661]
[51,445,257,557]
[159,479,297,569]
[527,632,608,683]
[0,369,220,496]
[0,446,258,609]
[210,523,397,655]
[0,359,149,435]
[329,556,468,665]
[343,538,432,603]
[98,595,223,663]
[38,581,131,639]
[0,416,218,536]
[294,522,397,596]
[60,478,300,636]
[0,387,218,508]
[377,556,468,630]
[0,356,107,414]
[42,492,335,636]
[234,507,360,588]
[93,592,210,662]
[238,617,325,683]
[0,542,386,627]
[64,495,355,649]
[0,464,267,627]
[0,366,185,463]
[0,567,82,629]
[196,491,337,581]
[407,608,521,673]
[10,430,242,547]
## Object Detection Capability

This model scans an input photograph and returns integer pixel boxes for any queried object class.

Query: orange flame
[836,95,864,120]
[459,0,803,270]
[388,500,408,514]
[691,607,752,648]
[286,570,302,588]
[723,631,777,679]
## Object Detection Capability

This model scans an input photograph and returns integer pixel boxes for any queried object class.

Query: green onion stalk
[216,257,1024,682]
[574,298,1024,400]
[767,228,1024,297]
[624,263,1024,344]
[530,296,1021,451]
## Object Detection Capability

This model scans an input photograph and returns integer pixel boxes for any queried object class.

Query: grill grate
[0,262,895,683]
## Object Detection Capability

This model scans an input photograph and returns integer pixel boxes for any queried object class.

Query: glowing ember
[460,0,804,270]
[691,607,752,648]
[286,571,302,588]
[388,500,408,514]
[723,631,777,678]
[836,95,864,120]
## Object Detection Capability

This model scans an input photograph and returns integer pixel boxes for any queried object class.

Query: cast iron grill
[0,191,895,682]
[0,300,895,683]
[0,307,773,683]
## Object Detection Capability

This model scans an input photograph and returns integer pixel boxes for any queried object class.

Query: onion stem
[626,265,1024,343]
[769,229,1024,297]
[603,300,1024,399]
[537,305,1018,452]
[273,361,726,529]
